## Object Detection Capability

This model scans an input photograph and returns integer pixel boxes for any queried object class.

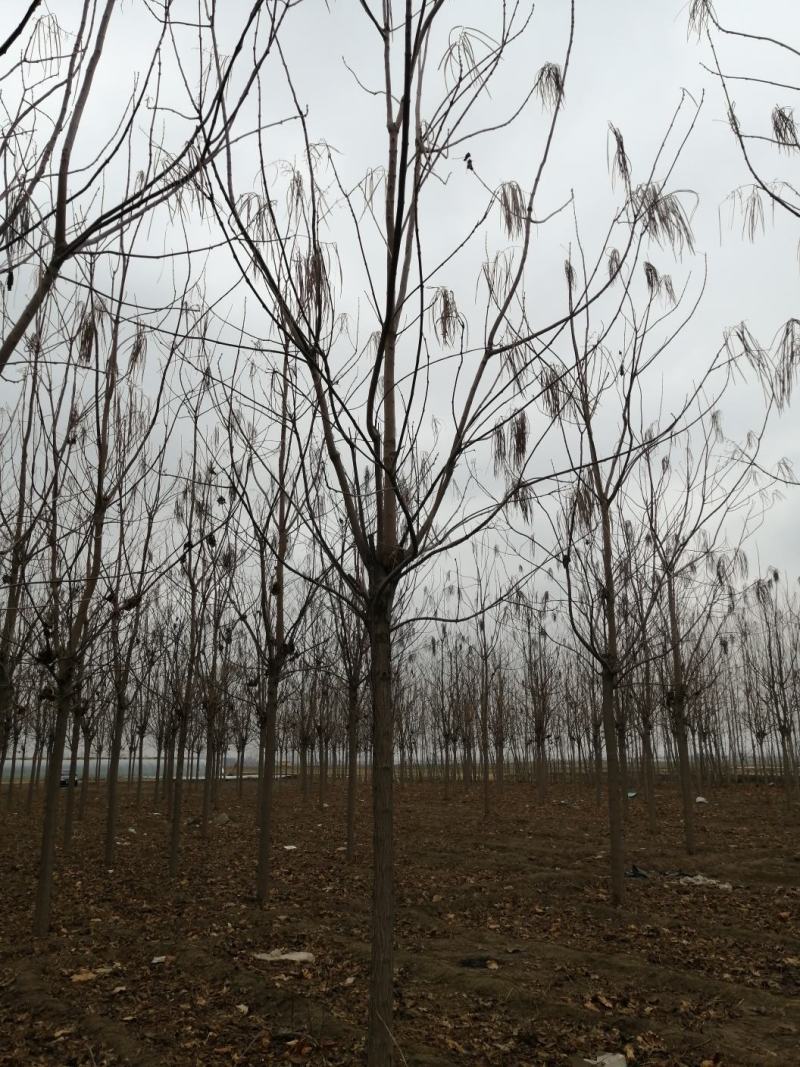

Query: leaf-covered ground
[1,778,798,1065]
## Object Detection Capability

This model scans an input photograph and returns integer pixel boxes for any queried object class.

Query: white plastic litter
[252,949,315,964]
[679,873,732,891]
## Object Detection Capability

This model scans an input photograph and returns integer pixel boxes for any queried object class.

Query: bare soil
[1,779,798,1066]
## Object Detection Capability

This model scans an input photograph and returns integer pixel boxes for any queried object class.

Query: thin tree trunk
[667,572,695,855]
[104,693,127,867]
[367,599,394,1065]
[6,733,17,809]
[256,671,279,904]
[601,667,625,905]
[78,731,91,819]
[63,712,81,852]
[346,684,358,861]
[33,664,73,936]
[168,711,189,877]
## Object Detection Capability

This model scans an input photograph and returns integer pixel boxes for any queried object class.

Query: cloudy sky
[3,0,798,576]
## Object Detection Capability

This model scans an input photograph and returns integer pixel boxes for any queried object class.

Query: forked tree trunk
[366,595,394,1066]
[33,663,74,936]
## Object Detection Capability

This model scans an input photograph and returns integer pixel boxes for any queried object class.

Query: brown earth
[0,778,798,1066]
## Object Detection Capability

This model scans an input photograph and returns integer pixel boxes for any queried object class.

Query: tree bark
[366,595,395,1066]
[346,683,359,861]
[601,666,625,905]
[63,711,81,851]
[104,689,127,867]
[33,663,73,935]
[255,671,279,905]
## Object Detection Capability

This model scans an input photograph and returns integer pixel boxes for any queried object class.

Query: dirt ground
[0,778,798,1066]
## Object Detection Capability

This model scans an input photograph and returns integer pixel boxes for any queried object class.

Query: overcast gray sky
[4,0,798,576]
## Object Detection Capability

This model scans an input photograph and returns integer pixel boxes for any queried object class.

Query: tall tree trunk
[256,670,279,905]
[366,595,395,1066]
[201,731,214,839]
[78,730,91,819]
[346,683,359,861]
[168,711,189,877]
[136,735,144,808]
[154,738,162,803]
[6,731,17,809]
[535,729,546,804]
[105,692,128,867]
[300,743,308,799]
[642,723,657,836]
[480,667,490,818]
[601,667,625,905]
[33,663,73,935]
[666,571,695,855]
[63,712,81,852]
[26,741,41,813]
[318,728,326,811]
